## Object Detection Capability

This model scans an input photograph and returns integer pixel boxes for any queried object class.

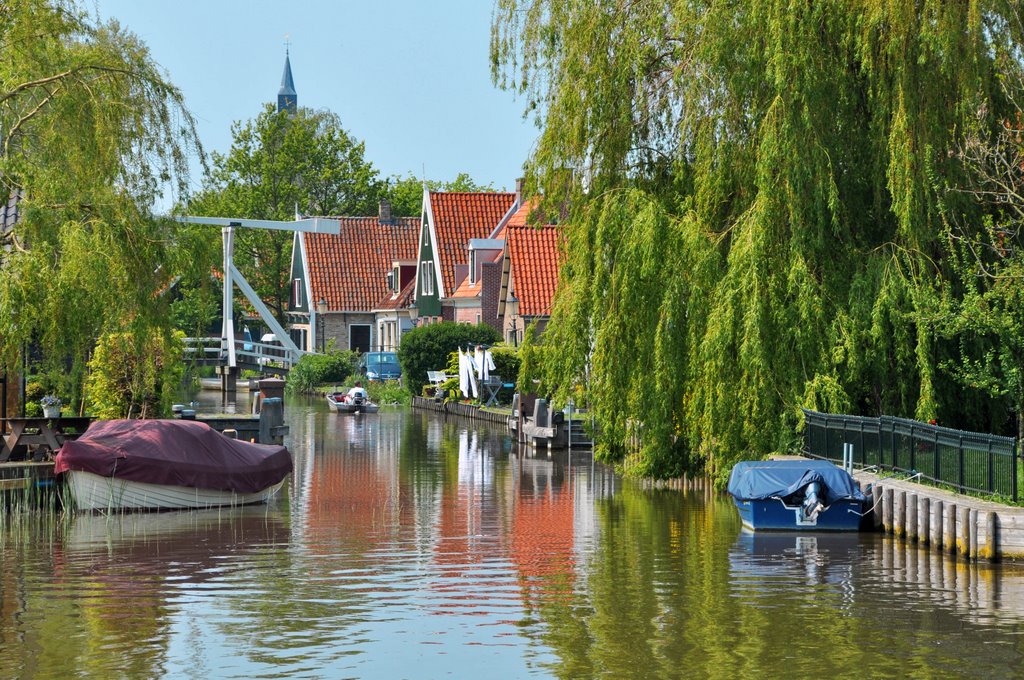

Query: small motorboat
[54,419,293,512]
[727,459,867,531]
[326,392,379,414]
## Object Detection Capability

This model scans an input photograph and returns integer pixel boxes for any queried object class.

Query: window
[469,249,477,284]
[292,278,303,308]
[476,313,481,325]
[420,261,434,296]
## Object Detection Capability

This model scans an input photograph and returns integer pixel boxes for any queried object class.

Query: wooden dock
[859,469,1024,561]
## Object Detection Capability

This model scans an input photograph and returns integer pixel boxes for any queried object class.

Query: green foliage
[494,1,1021,480]
[188,105,385,322]
[287,349,359,393]
[366,380,410,406]
[85,330,185,418]
[384,172,499,217]
[0,0,201,397]
[397,322,502,395]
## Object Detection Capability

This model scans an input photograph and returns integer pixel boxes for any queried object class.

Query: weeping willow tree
[493,1,1021,479]
[0,0,204,407]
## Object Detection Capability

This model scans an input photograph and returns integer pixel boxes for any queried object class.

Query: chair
[426,370,449,386]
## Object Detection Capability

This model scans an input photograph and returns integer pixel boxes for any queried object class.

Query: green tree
[493,1,1019,480]
[189,105,384,321]
[0,0,201,405]
[384,172,499,217]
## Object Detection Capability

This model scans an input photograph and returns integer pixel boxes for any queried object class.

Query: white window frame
[292,278,303,308]
[421,261,434,296]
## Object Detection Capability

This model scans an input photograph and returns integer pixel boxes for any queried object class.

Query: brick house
[287,201,419,353]
[413,189,520,325]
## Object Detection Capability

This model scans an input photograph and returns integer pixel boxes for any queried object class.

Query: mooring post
[983,511,998,562]
[969,508,979,561]
[894,491,906,538]
[919,496,930,547]
[958,506,971,558]
[259,397,284,444]
[945,503,957,555]
[882,487,894,533]
[932,500,944,549]
[907,493,918,542]
[871,485,883,530]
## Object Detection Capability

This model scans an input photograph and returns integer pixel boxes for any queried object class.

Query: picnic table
[1,416,93,462]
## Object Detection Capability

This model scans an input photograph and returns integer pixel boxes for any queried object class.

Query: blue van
[360,352,402,382]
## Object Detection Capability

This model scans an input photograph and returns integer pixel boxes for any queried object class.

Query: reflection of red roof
[511,481,575,599]
[429,192,516,296]
[306,217,419,312]
[507,225,562,317]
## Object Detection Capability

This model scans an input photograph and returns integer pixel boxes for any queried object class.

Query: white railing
[183,337,306,370]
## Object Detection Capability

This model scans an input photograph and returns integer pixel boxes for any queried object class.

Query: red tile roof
[306,217,419,312]
[507,225,563,317]
[429,192,516,296]
[505,197,540,227]
[374,277,416,311]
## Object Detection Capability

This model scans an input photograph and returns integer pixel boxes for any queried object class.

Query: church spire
[277,44,297,113]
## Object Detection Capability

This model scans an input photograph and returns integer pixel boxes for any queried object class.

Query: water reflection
[2,399,1024,678]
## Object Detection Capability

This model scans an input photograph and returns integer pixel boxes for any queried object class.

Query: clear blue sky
[93,0,538,198]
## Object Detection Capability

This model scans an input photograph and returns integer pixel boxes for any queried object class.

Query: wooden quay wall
[856,469,1024,562]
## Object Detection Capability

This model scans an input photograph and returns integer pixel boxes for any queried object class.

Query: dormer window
[386,271,395,293]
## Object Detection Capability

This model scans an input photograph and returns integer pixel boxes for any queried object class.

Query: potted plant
[41,395,62,419]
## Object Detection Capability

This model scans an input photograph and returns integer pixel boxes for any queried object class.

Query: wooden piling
[945,503,958,555]
[907,494,918,542]
[882,487,894,533]
[958,505,971,558]
[919,496,930,546]
[894,491,906,538]
[872,485,883,530]
[981,511,998,562]
[932,500,944,549]
[969,509,979,561]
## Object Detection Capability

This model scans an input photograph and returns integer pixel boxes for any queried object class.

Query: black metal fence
[802,409,1018,501]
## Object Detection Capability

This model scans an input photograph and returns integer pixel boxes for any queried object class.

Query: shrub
[287,349,359,393]
[85,330,185,418]
[398,322,501,395]
[368,380,411,406]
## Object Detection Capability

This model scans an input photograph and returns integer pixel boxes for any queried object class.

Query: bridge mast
[176,216,340,369]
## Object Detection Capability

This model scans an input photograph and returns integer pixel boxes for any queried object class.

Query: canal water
[2,396,1024,678]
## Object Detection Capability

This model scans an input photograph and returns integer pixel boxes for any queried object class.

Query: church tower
[277,48,297,113]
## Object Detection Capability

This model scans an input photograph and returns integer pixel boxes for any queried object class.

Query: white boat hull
[65,470,286,512]
[326,394,379,414]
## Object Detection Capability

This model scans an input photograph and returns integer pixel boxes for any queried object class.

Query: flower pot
[43,406,61,419]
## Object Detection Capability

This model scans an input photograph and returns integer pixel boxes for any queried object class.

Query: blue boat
[727,460,867,531]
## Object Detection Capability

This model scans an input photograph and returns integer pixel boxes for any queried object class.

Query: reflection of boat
[326,392,379,414]
[55,419,293,511]
[727,460,866,531]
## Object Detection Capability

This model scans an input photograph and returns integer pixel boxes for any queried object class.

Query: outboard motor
[801,481,824,523]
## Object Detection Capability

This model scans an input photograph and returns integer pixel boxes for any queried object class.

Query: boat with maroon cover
[55,419,293,511]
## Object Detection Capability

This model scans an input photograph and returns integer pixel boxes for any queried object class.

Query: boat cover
[727,460,865,506]
[55,419,293,493]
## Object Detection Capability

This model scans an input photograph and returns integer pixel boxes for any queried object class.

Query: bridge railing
[183,337,306,371]
[802,408,1018,501]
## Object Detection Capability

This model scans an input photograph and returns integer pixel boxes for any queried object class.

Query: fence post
[910,423,917,473]
[954,436,962,493]
[1014,439,1019,504]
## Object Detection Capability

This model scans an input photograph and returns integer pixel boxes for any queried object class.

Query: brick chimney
[379,199,393,224]
[515,177,525,205]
